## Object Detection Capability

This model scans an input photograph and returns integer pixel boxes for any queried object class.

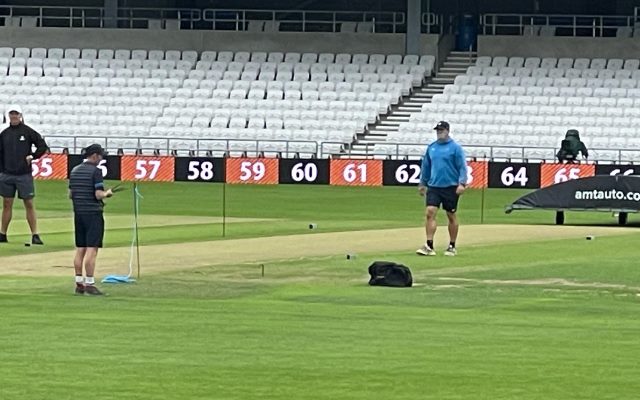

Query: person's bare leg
[83,248,104,295]
[446,211,459,243]
[426,206,438,242]
[23,198,38,235]
[74,248,87,276]
[1,197,14,235]
[84,247,99,279]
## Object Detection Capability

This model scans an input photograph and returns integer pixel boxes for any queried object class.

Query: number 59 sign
[121,155,175,182]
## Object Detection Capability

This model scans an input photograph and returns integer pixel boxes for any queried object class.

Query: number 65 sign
[32,154,68,180]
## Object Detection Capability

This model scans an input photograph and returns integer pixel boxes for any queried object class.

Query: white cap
[7,104,22,114]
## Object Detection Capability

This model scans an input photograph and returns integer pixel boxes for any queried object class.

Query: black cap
[82,144,107,157]
[433,121,450,130]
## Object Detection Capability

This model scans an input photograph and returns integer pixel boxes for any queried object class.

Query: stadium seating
[0,47,435,157]
[391,55,640,162]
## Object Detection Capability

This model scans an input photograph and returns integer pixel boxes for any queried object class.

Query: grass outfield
[0,180,635,255]
[1,181,640,399]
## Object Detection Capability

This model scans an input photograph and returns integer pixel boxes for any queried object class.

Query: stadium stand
[381,55,640,162]
[0,47,435,158]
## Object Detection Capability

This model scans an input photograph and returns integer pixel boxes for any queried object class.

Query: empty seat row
[0,48,198,62]
[1,76,403,95]
[433,92,640,105]
[194,60,425,75]
[1,66,415,87]
[0,57,194,71]
[413,113,640,127]
[466,66,640,79]
[422,102,640,115]
[0,47,434,68]
[447,84,640,96]
[476,56,639,70]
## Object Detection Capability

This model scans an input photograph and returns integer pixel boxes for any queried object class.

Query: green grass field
[1,181,640,399]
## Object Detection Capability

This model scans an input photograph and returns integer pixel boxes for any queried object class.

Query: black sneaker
[0,233,7,243]
[75,284,85,295]
[84,285,104,296]
[31,234,44,245]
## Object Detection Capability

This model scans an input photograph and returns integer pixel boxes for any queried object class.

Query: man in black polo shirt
[0,104,48,244]
[69,144,114,296]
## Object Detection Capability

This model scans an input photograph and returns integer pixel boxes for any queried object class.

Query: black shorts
[426,186,460,213]
[0,173,35,200]
[74,213,105,248]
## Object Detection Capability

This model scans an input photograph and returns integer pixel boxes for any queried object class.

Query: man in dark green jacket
[557,129,589,163]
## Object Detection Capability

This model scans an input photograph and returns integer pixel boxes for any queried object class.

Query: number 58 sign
[121,156,175,182]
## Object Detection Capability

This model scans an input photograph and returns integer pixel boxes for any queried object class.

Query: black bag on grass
[368,261,413,288]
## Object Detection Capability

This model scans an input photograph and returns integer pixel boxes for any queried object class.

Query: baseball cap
[433,121,450,130]
[82,143,107,157]
[7,104,22,114]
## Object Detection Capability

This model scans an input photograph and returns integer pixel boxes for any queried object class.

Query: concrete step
[449,52,477,57]
[357,140,387,145]
[379,120,402,125]
[367,129,393,135]
[356,139,387,145]
[444,60,475,67]
[385,113,409,121]
[372,125,399,131]
[436,73,460,79]
[401,104,428,109]
[440,66,469,73]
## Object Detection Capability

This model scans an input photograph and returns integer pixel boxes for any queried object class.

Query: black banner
[506,175,640,213]
[67,155,121,180]
[383,160,422,186]
[278,159,329,184]
[594,164,640,177]
[174,157,225,182]
[488,162,540,189]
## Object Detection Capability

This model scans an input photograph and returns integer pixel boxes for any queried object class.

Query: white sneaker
[416,245,436,256]
[444,246,457,256]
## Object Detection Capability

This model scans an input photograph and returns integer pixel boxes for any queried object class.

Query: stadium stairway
[347,51,477,157]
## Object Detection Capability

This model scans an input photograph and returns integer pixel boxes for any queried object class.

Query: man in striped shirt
[68,144,113,296]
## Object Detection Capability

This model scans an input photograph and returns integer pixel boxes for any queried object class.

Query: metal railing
[481,13,635,36]
[116,8,201,30]
[45,136,327,158]
[46,135,636,163]
[0,5,105,28]
[0,4,406,33]
[343,143,633,163]
[201,9,405,33]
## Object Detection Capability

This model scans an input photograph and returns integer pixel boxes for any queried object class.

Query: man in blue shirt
[416,121,468,256]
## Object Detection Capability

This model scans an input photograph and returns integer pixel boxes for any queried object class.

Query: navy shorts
[0,173,35,200]
[74,213,105,248]
[426,186,459,213]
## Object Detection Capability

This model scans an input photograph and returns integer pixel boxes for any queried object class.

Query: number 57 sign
[121,156,175,182]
